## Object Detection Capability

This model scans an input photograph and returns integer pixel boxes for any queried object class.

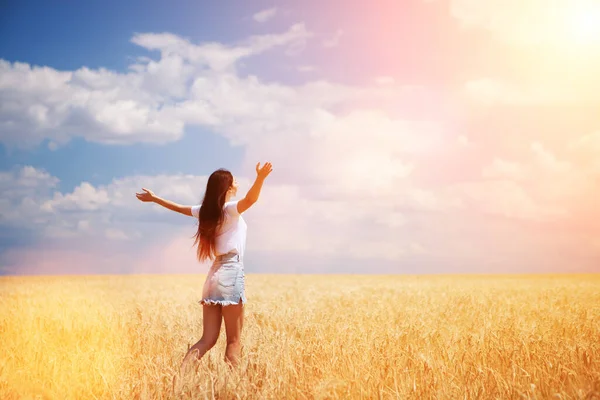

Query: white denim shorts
[200,252,247,306]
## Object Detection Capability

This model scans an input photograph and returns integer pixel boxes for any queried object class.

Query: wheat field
[1,274,599,399]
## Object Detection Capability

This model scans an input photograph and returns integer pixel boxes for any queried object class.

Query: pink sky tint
[1,235,211,276]
[1,0,600,274]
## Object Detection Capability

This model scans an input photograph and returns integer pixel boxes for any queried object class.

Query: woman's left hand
[136,188,156,202]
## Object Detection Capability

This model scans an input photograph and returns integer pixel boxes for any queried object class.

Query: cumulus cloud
[481,158,525,180]
[253,7,277,23]
[130,23,311,69]
[0,166,59,226]
[464,78,567,106]
[3,129,599,274]
[450,0,578,47]
[0,23,313,149]
[0,166,209,239]
[568,130,600,153]
[2,20,600,274]
[463,75,600,109]
[460,140,598,226]
[0,166,436,265]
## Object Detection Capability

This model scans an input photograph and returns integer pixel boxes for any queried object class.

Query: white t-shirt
[191,200,247,259]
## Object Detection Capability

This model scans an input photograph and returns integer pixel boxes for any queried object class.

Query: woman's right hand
[136,188,156,202]
[255,162,273,180]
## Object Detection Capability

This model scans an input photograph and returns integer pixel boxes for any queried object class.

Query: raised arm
[237,162,273,214]
[135,188,194,217]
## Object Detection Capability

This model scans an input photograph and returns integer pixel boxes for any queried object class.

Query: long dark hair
[193,169,233,261]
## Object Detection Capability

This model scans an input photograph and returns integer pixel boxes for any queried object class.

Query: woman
[135,162,273,373]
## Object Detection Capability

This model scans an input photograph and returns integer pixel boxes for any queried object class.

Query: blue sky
[0,0,277,191]
[2,1,251,69]
[0,0,371,190]
[1,0,599,275]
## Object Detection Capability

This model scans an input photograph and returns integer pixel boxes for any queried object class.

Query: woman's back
[192,201,247,258]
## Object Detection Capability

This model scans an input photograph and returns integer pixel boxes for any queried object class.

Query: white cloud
[568,130,600,153]
[531,141,572,174]
[0,166,440,273]
[0,23,313,149]
[449,0,574,47]
[464,78,559,106]
[0,166,433,257]
[44,182,111,211]
[457,140,599,224]
[3,143,599,273]
[449,179,567,222]
[2,23,600,273]
[462,74,600,107]
[322,29,344,48]
[1,25,452,266]
[481,158,524,180]
[129,25,311,70]
[0,166,59,225]
[0,166,212,239]
[253,7,277,23]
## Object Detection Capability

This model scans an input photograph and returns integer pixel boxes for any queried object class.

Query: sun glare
[569,4,600,45]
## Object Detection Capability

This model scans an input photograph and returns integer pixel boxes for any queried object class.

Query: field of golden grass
[1,274,599,399]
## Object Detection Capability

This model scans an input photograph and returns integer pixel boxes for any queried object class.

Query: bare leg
[179,304,223,374]
[222,300,244,367]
